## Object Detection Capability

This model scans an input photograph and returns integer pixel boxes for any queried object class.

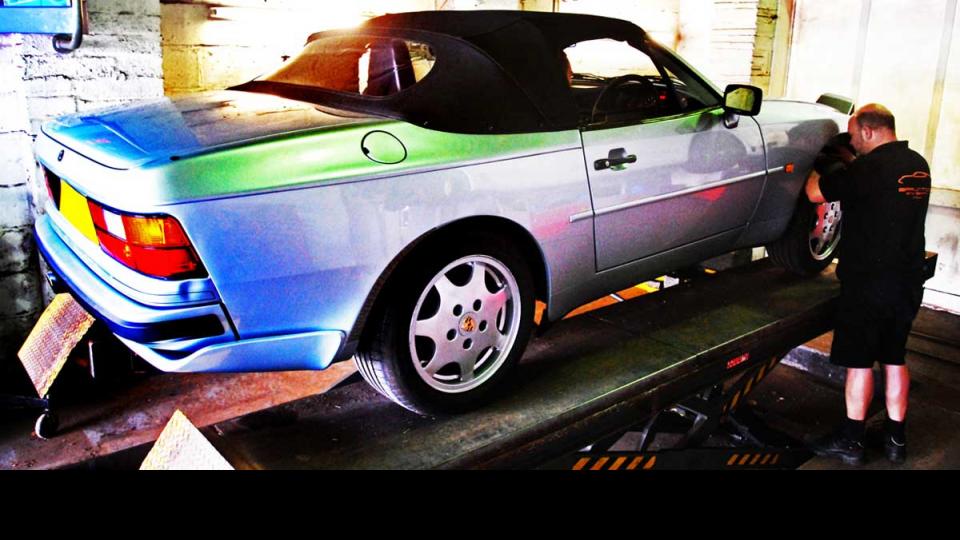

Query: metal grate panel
[17,293,95,398]
[140,410,233,471]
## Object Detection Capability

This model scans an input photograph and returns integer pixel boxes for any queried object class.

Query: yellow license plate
[58,181,99,245]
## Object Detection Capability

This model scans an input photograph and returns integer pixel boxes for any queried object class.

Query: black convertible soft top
[234,10,648,134]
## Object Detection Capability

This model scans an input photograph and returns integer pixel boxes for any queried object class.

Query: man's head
[847,103,897,155]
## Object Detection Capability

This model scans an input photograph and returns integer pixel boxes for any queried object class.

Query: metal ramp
[64,253,937,470]
[164,254,933,470]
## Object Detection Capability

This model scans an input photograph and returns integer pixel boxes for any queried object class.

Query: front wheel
[356,235,535,415]
[766,197,842,275]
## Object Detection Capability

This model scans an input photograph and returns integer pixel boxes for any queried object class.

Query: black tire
[355,233,535,415]
[766,196,842,275]
[767,133,852,275]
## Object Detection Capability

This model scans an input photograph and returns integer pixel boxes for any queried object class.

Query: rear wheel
[766,197,842,275]
[355,235,535,415]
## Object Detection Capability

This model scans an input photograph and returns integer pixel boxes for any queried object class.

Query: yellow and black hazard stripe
[721,356,782,415]
[571,454,657,471]
[725,452,781,468]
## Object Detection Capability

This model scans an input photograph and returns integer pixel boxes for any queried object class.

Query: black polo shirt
[818,140,931,282]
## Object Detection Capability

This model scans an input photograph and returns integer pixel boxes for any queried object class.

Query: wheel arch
[339,215,550,360]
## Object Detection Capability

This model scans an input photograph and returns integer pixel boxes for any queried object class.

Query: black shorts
[830,276,924,369]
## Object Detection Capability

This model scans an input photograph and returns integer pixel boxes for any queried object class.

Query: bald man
[806,104,931,465]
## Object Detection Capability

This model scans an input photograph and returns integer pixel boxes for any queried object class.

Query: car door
[570,38,767,271]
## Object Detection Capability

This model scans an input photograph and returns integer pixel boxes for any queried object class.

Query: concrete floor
[767,307,960,470]
[754,361,960,470]
[0,362,355,469]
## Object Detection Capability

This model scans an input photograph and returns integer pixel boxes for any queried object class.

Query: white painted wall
[558,0,765,90]
[785,0,960,313]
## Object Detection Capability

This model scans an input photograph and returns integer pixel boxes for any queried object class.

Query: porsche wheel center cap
[459,314,477,334]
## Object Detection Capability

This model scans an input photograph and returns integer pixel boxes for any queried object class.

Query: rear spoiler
[816,93,855,115]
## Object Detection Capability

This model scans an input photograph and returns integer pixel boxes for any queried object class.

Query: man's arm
[806,170,826,203]
[807,136,857,204]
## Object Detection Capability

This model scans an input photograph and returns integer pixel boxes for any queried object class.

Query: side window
[564,38,661,79]
[563,38,718,127]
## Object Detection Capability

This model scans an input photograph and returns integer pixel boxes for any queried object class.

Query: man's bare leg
[845,367,874,420]
[884,364,909,421]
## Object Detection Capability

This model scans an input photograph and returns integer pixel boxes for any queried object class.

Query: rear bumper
[116,330,344,373]
[35,214,344,372]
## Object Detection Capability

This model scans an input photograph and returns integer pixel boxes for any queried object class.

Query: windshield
[259,35,437,97]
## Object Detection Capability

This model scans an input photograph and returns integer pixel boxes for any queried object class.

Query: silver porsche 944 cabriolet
[34,10,849,413]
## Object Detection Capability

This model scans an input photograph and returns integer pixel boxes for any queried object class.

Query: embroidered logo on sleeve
[897,171,931,200]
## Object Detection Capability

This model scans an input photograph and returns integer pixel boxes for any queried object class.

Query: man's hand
[836,145,856,164]
[806,170,826,203]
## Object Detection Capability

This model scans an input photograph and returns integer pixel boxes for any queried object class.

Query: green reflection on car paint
[151,121,582,203]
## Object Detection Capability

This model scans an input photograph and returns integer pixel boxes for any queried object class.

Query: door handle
[594,148,637,171]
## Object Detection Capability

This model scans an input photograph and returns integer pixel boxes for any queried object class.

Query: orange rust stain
[563,296,619,319]
[561,283,657,320]
[534,301,547,325]
[615,286,647,300]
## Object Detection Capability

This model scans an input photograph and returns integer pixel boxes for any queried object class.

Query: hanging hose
[52,0,84,54]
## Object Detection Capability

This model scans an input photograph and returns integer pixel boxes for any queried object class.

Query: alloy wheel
[809,201,842,261]
[407,255,521,394]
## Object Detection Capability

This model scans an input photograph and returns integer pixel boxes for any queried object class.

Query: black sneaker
[809,429,865,466]
[884,434,906,464]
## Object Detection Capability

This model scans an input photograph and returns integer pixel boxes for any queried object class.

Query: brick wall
[0,34,39,378]
[0,0,163,372]
[708,0,762,88]
[161,0,440,95]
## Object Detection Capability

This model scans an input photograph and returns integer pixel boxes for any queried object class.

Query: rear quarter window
[261,36,436,97]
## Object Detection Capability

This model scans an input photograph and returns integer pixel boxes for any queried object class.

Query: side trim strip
[569,209,594,223]
[571,167,778,223]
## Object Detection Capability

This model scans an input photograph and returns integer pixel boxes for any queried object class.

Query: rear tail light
[87,200,206,280]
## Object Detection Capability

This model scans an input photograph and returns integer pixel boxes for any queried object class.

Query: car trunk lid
[42,90,380,170]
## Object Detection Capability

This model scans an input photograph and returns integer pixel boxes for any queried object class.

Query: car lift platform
[149,253,927,470]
